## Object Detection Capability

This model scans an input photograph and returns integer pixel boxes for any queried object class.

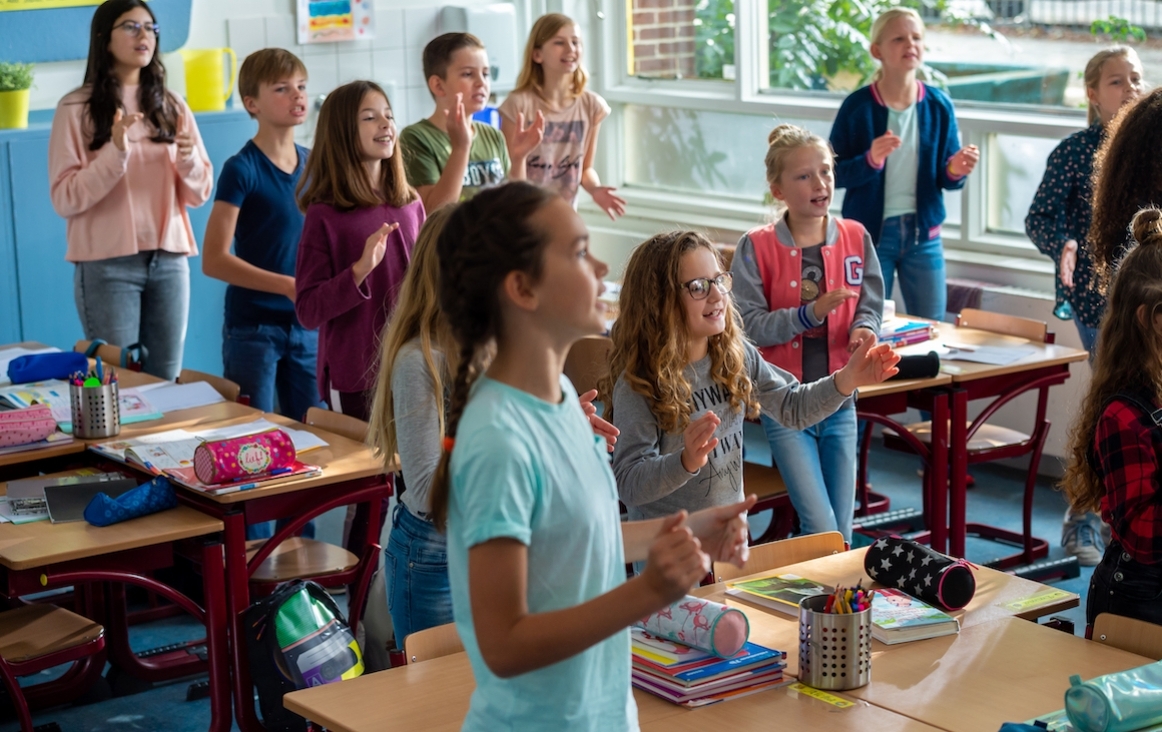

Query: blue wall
[0,108,257,376]
[0,0,193,64]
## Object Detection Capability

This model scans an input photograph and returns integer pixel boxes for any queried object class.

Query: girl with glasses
[601,229,898,534]
[48,0,211,380]
[731,124,886,543]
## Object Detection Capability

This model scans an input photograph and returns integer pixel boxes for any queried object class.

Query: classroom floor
[0,432,1093,732]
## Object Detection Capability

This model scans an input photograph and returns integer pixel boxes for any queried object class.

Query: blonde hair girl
[603,229,897,526]
[498,14,626,218]
[1062,207,1162,629]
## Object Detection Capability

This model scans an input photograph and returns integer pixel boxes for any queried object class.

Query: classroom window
[986,134,1057,235]
[627,0,735,81]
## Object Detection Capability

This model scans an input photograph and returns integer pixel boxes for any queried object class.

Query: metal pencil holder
[798,593,872,690]
[69,381,120,439]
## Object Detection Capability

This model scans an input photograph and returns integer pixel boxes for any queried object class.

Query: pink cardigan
[48,85,213,263]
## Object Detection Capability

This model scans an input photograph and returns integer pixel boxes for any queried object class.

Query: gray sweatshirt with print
[610,340,847,520]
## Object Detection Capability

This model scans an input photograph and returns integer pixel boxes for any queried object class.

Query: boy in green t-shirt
[401,33,544,210]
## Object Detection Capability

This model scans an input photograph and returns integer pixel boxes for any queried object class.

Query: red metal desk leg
[223,510,265,732]
[200,535,232,732]
[928,390,950,554]
[949,388,969,558]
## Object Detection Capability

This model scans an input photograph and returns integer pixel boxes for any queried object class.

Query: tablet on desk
[44,479,137,523]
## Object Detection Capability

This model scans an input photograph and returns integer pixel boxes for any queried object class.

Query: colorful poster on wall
[297,0,374,44]
[0,0,101,10]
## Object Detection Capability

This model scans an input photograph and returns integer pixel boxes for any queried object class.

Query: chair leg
[856,421,873,516]
[0,656,35,732]
[347,542,381,634]
[1023,427,1051,564]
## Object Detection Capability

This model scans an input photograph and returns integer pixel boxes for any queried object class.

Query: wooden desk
[284,651,686,732]
[691,547,1078,677]
[847,617,1152,732]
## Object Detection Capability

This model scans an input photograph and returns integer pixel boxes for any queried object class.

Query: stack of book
[879,317,938,348]
[630,628,787,708]
[869,588,960,644]
[724,574,834,616]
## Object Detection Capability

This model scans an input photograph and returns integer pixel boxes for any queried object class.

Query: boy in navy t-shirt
[203,48,321,422]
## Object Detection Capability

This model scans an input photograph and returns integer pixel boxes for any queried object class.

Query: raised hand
[445,93,472,152]
[589,186,627,221]
[686,495,757,568]
[681,411,721,473]
[508,110,545,160]
[1060,239,1078,288]
[174,113,195,160]
[642,511,710,605]
[847,326,877,354]
[948,145,980,177]
[353,222,399,286]
[578,388,619,452]
[869,130,902,167]
[835,338,900,395]
[111,108,144,152]
[812,288,857,321]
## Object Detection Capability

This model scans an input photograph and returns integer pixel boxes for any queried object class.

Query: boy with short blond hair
[400,32,544,210]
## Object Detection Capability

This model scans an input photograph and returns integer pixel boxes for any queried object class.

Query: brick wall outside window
[629,0,697,78]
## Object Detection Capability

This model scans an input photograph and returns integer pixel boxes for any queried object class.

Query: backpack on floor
[244,580,365,732]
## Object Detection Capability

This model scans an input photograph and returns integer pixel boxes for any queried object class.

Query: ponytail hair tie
[442,436,456,452]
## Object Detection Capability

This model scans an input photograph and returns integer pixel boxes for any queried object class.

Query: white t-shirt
[883,103,919,219]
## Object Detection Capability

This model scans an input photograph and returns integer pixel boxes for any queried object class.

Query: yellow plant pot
[0,88,29,129]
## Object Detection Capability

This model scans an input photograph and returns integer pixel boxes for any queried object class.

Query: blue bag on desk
[7,352,88,384]
[83,476,177,527]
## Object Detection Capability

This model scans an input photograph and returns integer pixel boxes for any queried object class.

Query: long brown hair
[296,80,416,212]
[428,182,558,530]
[1063,207,1162,513]
[1090,89,1162,285]
[367,205,459,470]
[513,13,588,97]
[599,231,758,433]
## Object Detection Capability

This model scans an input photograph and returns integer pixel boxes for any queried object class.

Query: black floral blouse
[1025,122,1106,329]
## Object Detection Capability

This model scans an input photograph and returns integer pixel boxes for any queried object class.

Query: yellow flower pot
[0,88,30,129]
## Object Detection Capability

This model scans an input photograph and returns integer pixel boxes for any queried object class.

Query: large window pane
[987,134,1058,235]
[628,0,735,80]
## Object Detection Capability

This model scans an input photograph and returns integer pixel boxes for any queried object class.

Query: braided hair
[428,181,557,530]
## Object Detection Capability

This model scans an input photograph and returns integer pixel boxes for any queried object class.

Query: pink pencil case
[636,595,750,658]
[193,429,296,485]
[0,404,56,448]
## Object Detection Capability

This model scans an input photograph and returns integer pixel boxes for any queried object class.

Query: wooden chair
[0,604,106,731]
[1092,613,1162,660]
[564,335,613,396]
[304,406,368,443]
[74,339,144,372]
[714,531,845,583]
[714,243,736,270]
[177,368,242,403]
[882,308,1054,568]
[404,622,463,664]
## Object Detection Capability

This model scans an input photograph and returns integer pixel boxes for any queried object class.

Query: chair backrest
[304,406,369,443]
[956,308,1047,344]
[714,243,736,270]
[1092,613,1162,660]
[714,532,845,583]
[177,369,242,402]
[563,335,613,396]
[404,622,463,664]
[74,339,143,371]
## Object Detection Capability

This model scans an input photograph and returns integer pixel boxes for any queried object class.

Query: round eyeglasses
[682,272,733,300]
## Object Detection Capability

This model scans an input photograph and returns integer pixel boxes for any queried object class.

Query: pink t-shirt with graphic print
[498,89,610,206]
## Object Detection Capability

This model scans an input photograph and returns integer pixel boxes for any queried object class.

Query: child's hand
[847,326,877,354]
[812,288,857,322]
[111,108,144,152]
[589,186,627,221]
[642,511,710,604]
[869,130,901,167]
[281,276,297,303]
[834,339,900,395]
[681,411,720,473]
[948,145,980,177]
[174,114,195,160]
[686,495,757,569]
[353,222,399,286]
[1059,239,1078,288]
[577,388,619,452]
[508,111,545,161]
[446,93,472,151]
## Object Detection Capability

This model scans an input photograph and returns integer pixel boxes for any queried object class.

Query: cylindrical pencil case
[1065,660,1162,732]
[193,429,296,485]
[864,535,976,610]
[635,595,749,658]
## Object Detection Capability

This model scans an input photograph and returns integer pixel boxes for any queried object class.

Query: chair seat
[247,537,359,583]
[0,604,104,664]
[887,421,1032,453]
[743,462,787,501]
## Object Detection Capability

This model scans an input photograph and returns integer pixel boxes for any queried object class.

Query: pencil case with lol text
[635,595,750,658]
[193,429,296,485]
[864,535,976,610]
[0,404,56,448]
[1065,660,1162,732]
[84,476,178,527]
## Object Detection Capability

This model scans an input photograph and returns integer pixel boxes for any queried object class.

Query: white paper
[139,381,226,413]
[941,344,1038,366]
[0,497,46,524]
[0,347,61,387]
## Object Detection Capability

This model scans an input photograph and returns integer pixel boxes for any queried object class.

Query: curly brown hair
[599,231,759,433]
[1089,88,1162,288]
[1063,207,1162,513]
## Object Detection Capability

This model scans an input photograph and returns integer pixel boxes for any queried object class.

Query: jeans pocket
[1110,557,1162,603]
[224,324,265,341]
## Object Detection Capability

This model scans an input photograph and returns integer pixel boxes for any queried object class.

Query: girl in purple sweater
[295,80,425,420]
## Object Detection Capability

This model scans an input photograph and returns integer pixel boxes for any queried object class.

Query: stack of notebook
[630,628,787,708]
[878,317,938,348]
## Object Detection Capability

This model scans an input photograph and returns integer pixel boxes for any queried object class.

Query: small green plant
[1090,16,1146,43]
[0,62,34,92]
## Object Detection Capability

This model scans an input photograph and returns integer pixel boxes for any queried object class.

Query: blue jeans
[1076,321,1099,358]
[385,504,451,645]
[1087,542,1162,628]
[876,214,946,321]
[762,402,857,542]
[74,251,189,381]
[222,322,322,420]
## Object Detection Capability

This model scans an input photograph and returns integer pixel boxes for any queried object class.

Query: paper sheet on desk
[133,381,226,413]
[937,344,1038,366]
[0,346,61,387]
[91,420,328,462]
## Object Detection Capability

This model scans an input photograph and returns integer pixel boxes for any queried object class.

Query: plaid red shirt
[1096,394,1162,564]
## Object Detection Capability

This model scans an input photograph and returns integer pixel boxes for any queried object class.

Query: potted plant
[0,62,33,130]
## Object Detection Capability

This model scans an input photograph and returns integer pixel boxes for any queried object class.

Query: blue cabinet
[0,109,256,376]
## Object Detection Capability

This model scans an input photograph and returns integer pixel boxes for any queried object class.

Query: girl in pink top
[48,0,212,380]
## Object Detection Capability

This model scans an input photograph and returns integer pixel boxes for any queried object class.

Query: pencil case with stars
[863,535,976,611]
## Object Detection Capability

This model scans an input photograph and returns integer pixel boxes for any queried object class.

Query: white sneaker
[1062,510,1105,566]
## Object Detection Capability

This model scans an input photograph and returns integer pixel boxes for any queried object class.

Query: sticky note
[787,682,855,708]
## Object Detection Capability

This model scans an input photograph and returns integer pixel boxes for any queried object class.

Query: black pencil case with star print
[863,536,976,611]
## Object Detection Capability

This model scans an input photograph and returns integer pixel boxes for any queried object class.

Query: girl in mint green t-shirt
[427,181,754,731]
